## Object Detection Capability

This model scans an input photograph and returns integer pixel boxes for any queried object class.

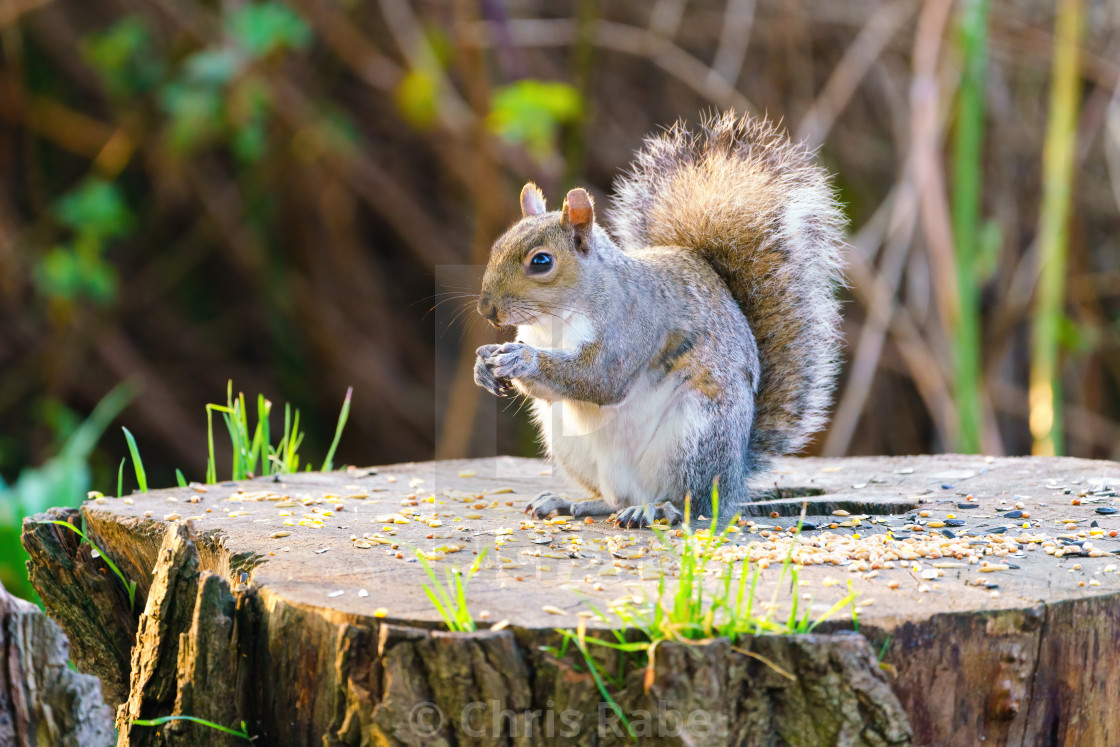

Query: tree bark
[0,576,115,745]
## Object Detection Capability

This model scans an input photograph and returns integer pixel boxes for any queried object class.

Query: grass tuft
[204,381,349,482]
[415,546,489,632]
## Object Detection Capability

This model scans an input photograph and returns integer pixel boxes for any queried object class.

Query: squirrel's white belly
[531,378,703,508]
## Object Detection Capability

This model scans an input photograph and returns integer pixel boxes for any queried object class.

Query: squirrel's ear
[561,188,594,253]
[520,183,547,217]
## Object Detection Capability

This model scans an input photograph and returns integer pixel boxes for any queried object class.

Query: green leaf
[227,3,312,58]
[232,119,268,163]
[488,80,581,158]
[56,180,134,241]
[34,246,118,305]
[82,16,163,97]
[161,82,224,153]
[394,70,439,129]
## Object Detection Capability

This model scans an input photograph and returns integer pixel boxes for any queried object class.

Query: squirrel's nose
[478,300,500,326]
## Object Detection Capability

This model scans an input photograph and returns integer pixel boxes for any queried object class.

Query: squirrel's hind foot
[614,502,683,529]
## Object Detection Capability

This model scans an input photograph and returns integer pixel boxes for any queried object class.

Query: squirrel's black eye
[528,252,554,274]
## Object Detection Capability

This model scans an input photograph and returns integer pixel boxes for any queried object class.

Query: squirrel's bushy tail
[609,111,845,460]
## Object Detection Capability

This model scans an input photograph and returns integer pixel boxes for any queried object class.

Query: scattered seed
[542,605,567,615]
[327,590,344,598]
[270,531,292,539]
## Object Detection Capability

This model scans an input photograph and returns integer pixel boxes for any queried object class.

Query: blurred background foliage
[1,0,1119,597]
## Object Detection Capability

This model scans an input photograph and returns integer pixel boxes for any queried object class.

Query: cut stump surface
[21,454,1120,746]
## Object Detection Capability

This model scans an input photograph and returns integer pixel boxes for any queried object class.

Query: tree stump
[0,577,114,745]
[20,454,1120,745]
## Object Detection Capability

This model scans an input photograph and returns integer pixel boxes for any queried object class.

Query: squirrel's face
[478,184,597,328]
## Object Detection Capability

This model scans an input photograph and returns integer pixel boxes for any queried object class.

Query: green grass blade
[116,458,125,498]
[130,715,250,739]
[1029,0,1084,456]
[414,549,455,613]
[560,630,635,740]
[121,427,147,493]
[421,584,455,630]
[321,387,352,472]
[452,568,474,631]
[42,520,135,609]
[950,0,990,453]
[257,395,271,475]
[205,405,218,484]
[287,408,303,473]
[175,469,187,488]
[806,589,859,634]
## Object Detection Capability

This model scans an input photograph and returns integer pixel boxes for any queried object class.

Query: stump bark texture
[0,577,114,745]
[21,454,1120,745]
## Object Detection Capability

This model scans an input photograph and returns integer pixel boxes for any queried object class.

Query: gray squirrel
[473,111,845,527]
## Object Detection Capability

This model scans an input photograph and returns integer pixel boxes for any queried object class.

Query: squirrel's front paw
[485,342,538,381]
[474,344,512,397]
